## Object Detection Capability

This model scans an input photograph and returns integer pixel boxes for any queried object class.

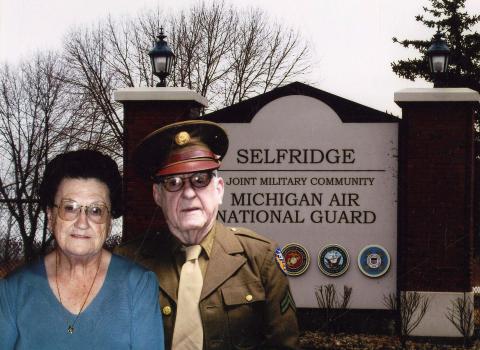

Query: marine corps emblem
[281,243,310,276]
[317,244,350,277]
[357,245,391,278]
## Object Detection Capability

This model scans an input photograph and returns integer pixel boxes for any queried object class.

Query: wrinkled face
[47,178,111,258]
[153,172,224,244]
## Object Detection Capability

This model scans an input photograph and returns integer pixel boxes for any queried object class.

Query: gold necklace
[55,250,102,334]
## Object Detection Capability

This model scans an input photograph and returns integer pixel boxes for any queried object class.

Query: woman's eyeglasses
[53,200,110,224]
[156,171,215,192]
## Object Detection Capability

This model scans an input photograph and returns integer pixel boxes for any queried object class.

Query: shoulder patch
[274,248,288,275]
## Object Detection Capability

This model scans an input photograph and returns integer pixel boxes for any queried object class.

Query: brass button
[162,306,172,316]
[245,294,253,302]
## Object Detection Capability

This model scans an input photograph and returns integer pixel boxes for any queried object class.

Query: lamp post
[148,27,175,87]
[426,31,450,87]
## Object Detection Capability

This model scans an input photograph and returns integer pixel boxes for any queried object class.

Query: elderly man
[119,120,299,350]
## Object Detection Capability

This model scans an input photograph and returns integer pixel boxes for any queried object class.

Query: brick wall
[398,102,475,291]
[123,100,203,242]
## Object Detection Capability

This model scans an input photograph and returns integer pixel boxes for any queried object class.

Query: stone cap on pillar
[394,88,480,105]
[113,87,208,107]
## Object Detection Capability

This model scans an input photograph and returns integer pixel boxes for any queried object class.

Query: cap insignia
[175,131,191,146]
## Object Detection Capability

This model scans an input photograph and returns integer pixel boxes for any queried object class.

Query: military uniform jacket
[117,222,299,350]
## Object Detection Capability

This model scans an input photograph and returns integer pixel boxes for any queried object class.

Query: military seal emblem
[317,244,350,277]
[357,245,391,278]
[281,243,310,276]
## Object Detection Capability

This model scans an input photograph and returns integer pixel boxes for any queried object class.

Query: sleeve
[0,278,18,349]
[261,242,299,350]
[130,270,165,350]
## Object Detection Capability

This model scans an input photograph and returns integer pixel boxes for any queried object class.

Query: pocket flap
[221,281,266,306]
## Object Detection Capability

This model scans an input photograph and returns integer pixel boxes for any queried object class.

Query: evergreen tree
[391,0,480,91]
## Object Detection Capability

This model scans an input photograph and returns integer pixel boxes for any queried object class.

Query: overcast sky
[1,0,479,116]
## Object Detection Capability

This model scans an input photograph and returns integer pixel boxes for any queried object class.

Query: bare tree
[0,208,17,262]
[169,2,311,108]
[169,1,237,105]
[446,293,474,348]
[314,284,353,333]
[220,8,310,106]
[61,1,312,156]
[62,24,125,160]
[0,52,76,261]
[384,291,430,349]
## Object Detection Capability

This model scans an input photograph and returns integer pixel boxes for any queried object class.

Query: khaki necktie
[172,244,204,350]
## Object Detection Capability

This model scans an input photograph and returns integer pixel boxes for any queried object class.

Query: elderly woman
[0,150,164,350]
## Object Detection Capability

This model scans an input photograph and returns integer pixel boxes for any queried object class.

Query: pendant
[67,325,74,334]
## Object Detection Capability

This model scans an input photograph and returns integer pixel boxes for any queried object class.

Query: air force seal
[318,244,350,277]
[281,243,310,276]
[357,245,391,278]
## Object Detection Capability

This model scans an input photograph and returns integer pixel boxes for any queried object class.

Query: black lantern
[148,27,175,87]
[426,31,450,86]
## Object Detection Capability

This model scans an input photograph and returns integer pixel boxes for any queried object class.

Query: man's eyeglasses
[53,200,110,224]
[156,171,215,192]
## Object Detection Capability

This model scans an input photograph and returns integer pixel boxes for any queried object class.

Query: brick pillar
[114,87,208,242]
[395,88,479,337]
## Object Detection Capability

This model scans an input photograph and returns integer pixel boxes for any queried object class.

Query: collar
[172,224,217,259]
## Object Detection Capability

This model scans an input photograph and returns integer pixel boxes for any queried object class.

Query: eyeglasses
[156,171,215,192]
[53,200,110,224]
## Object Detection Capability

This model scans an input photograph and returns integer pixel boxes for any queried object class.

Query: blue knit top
[0,254,165,350]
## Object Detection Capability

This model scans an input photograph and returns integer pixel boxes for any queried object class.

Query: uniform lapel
[153,256,179,302]
[201,223,246,300]
[141,233,180,303]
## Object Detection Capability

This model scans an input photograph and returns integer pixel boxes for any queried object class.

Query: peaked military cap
[133,120,229,180]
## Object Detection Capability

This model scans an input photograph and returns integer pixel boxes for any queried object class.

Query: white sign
[219,95,398,309]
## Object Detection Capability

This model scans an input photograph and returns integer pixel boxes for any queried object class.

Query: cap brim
[156,159,220,177]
